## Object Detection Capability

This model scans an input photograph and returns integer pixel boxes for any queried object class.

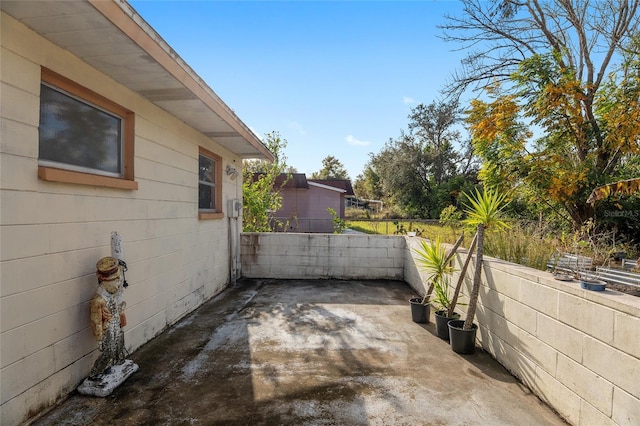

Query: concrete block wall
[240,233,405,280]
[1,13,239,425]
[403,236,640,426]
[403,236,430,297]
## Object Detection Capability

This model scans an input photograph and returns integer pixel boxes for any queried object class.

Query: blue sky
[129,1,468,180]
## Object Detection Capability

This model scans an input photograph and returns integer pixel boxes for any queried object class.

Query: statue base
[77,359,139,397]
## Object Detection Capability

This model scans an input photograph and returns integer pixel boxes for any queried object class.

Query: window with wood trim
[198,147,223,219]
[38,68,137,190]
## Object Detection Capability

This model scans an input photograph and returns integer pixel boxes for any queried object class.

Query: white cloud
[345,135,370,146]
[288,121,306,135]
[403,96,416,105]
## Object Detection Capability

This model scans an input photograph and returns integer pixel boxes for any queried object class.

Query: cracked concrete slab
[31,279,566,425]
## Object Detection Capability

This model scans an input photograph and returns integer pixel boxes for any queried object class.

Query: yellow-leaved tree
[443,1,640,231]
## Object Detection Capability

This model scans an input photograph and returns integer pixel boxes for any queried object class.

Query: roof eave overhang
[308,181,347,193]
[1,0,274,161]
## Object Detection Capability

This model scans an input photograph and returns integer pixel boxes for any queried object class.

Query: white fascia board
[308,182,347,193]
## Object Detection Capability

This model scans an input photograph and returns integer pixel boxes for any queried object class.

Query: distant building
[345,196,383,214]
[271,174,355,233]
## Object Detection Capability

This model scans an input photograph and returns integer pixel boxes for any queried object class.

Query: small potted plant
[409,294,430,323]
[431,274,461,340]
[414,236,459,334]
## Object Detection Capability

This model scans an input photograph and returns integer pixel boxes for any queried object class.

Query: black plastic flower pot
[448,319,477,354]
[434,310,461,340]
[409,297,430,323]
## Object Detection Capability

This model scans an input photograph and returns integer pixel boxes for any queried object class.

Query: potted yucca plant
[414,236,460,338]
[448,187,509,354]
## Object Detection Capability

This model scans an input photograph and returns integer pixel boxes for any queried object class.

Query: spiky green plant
[462,187,510,330]
[414,236,457,307]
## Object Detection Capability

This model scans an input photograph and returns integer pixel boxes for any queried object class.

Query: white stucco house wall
[0,1,273,424]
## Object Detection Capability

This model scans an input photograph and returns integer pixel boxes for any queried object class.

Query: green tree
[367,100,477,217]
[311,155,350,180]
[407,101,463,185]
[354,164,383,202]
[242,132,289,232]
[444,1,640,234]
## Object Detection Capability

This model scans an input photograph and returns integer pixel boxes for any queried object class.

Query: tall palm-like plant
[462,187,510,330]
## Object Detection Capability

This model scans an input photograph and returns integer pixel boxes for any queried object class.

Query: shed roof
[1,0,274,161]
[308,181,346,193]
[276,173,309,189]
[308,179,355,196]
[252,174,355,194]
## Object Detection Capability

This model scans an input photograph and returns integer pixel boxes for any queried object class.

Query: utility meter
[227,199,241,217]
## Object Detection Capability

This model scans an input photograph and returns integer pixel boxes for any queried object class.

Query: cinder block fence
[241,233,405,280]
[241,233,640,426]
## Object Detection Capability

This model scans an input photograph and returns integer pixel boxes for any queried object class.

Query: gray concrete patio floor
[33,279,566,425]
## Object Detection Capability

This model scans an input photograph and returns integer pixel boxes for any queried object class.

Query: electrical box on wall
[227,199,241,217]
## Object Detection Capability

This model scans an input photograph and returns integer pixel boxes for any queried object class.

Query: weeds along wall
[404,236,640,426]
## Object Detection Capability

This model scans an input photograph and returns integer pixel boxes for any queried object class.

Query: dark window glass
[199,154,216,210]
[39,83,122,175]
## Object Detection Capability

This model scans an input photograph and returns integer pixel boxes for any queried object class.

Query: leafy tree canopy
[444,0,640,234]
[354,165,384,202]
[311,155,350,180]
[358,100,478,218]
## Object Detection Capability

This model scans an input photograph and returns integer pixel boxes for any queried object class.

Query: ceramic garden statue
[90,256,127,376]
[78,254,138,397]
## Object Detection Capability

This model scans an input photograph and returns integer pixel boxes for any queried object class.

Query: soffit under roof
[1,0,273,161]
